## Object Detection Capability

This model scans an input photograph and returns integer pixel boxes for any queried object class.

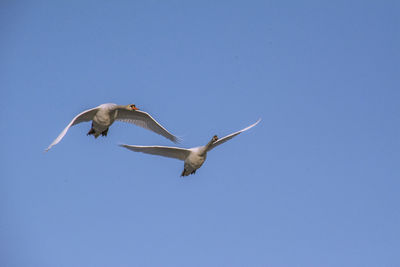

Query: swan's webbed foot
[87,128,95,136]
[181,169,197,177]
[101,128,109,137]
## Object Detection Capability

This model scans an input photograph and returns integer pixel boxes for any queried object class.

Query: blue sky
[1,1,399,266]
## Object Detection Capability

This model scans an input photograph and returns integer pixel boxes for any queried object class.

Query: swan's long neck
[205,138,215,150]
[114,105,126,109]
[113,105,131,118]
[198,138,215,155]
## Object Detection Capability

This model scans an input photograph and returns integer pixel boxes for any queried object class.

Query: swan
[120,119,260,176]
[46,103,180,152]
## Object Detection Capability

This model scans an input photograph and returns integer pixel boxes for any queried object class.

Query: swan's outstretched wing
[120,144,190,161]
[207,119,261,152]
[116,109,180,143]
[45,107,99,152]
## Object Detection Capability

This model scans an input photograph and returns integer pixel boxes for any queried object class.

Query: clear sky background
[1,1,399,266]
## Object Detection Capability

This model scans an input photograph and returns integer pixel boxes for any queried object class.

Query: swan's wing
[119,144,190,161]
[116,109,180,143]
[45,107,99,152]
[208,119,261,152]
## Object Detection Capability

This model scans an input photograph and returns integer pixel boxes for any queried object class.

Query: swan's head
[127,104,139,110]
[212,135,218,142]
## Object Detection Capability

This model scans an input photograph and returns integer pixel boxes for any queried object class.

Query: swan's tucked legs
[101,128,109,137]
[87,127,95,136]
[181,169,186,177]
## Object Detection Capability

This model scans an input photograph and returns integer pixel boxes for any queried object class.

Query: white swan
[46,103,180,152]
[120,119,260,176]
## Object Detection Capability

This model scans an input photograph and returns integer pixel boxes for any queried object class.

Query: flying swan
[46,103,180,152]
[120,119,261,176]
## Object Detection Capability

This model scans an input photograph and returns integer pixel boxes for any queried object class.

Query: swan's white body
[46,103,179,152]
[183,146,208,175]
[120,119,260,176]
[92,103,118,134]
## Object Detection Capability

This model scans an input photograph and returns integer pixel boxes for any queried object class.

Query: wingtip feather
[172,136,183,144]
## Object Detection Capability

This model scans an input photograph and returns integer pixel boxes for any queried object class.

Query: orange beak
[132,106,139,110]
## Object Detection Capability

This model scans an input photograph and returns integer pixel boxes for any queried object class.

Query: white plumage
[120,119,261,176]
[46,103,180,152]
